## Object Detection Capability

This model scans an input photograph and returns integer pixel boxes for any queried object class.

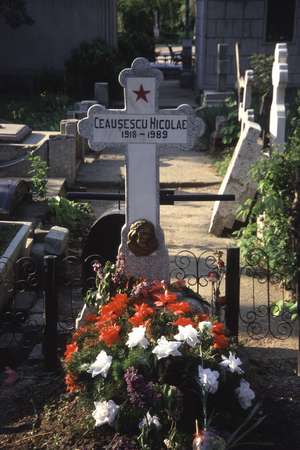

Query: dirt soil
[0,343,299,450]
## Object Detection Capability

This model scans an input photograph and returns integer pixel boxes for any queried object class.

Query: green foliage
[85,258,130,308]
[214,149,234,177]
[0,93,71,131]
[271,299,298,321]
[118,32,155,66]
[64,39,120,99]
[118,0,155,35]
[287,90,300,136]
[28,153,48,198]
[249,53,273,98]
[118,0,155,61]
[219,97,240,148]
[235,132,300,284]
[156,0,186,38]
[48,196,94,237]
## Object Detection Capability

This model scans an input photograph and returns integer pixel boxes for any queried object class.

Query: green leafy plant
[0,93,71,130]
[271,299,298,321]
[117,0,156,69]
[28,153,48,199]
[235,131,300,285]
[85,257,129,308]
[249,53,273,99]
[219,97,240,148]
[214,149,234,177]
[48,196,94,237]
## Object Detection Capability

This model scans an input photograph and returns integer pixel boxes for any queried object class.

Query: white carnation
[126,326,149,349]
[92,400,119,427]
[235,379,255,409]
[198,365,219,394]
[174,324,200,348]
[152,336,182,360]
[87,350,112,378]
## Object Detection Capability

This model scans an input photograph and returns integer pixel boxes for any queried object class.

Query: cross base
[119,224,169,281]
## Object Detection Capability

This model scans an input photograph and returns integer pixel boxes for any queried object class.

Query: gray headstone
[209,121,263,236]
[94,82,109,107]
[74,100,97,112]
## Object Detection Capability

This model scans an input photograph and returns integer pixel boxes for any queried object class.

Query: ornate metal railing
[170,249,226,319]
[239,248,296,340]
[0,256,43,349]
[1,247,298,371]
[170,247,298,342]
[0,253,102,362]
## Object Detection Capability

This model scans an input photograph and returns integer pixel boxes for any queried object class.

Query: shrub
[118,0,155,62]
[214,150,234,177]
[118,32,155,65]
[249,53,273,99]
[64,39,120,99]
[48,196,94,238]
[219,97,240,148]
[235,140,300,286]
[28,153,48,199]
[0,93,71,131]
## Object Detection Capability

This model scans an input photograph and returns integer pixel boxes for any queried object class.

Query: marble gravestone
[269,43,288,151]
[78,57,204,281]
[209,51,263,236]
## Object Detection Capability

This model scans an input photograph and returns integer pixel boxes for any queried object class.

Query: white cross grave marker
[269,43,288,152]
[78,58,204,280]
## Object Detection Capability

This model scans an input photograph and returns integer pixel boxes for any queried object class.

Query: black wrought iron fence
[0,253,102,368]
[1,246,298,371]
[239,250,297,341]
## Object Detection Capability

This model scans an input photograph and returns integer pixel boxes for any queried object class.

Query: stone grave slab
[0,123,31,142]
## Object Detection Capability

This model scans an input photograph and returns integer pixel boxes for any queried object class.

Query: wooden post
[43,255,59,370]
[225,247,240,342]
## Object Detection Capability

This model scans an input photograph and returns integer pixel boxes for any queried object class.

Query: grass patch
[0,223,21,254]
[213,149,234,176]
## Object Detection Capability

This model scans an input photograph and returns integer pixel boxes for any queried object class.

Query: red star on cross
[133,84,150,102]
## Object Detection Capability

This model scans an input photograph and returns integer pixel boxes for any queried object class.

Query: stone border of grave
[0,220,32,310]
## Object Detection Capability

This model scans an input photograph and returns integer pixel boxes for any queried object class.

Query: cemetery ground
[0,148,299,449]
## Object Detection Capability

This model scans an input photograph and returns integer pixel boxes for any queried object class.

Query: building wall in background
[0,0,117,81]
[196,0,300,91]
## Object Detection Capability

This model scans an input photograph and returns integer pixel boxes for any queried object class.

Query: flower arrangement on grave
[64,257,261,449]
